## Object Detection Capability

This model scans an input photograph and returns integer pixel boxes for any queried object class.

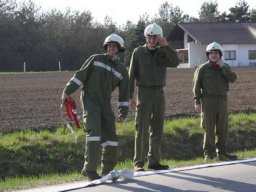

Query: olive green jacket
[129,44,179,98]
[63,53,129,118]
[193,61,237,105]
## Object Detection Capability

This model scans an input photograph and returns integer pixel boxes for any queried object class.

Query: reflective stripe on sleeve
[71,76,83,87]
[113,70,123,80]
[119,101,129,106]
[94,61,123,80]
[101,141,118,147]
[86,136,101,142]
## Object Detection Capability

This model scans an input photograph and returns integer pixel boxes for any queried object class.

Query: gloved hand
[61,92,69,108]
[61,95,81,128]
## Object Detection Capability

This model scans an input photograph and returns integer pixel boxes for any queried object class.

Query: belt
[203,94,227,100]
[139,85,163,89]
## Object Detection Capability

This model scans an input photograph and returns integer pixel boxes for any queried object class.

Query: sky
[19,0,256,26]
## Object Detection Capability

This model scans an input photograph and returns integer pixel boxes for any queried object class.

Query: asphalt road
[18,158,256,192]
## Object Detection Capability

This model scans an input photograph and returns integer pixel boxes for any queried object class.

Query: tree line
[0,0,255,71]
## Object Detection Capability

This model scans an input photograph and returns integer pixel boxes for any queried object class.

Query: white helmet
[103,33,125,52]
[144,23,163,37]
[206,42,223,56]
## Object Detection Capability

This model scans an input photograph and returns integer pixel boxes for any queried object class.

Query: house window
[248,50,256,60]
[224,50,236,60]
[177,49,188,63]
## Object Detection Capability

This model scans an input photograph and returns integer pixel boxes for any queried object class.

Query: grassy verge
[0,112,256,191]
[1,150,256,191]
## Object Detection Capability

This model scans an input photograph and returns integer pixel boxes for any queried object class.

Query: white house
[169,22,256,68]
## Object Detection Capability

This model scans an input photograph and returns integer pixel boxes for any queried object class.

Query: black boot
[101,169,111,177]
[134,165,145,172]
[81,169,101,181]
[204,154,214,161]
[218,153,238,161]
[148,163,169,170]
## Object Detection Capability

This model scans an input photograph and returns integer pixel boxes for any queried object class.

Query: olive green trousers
[81,94,118,172]
[134,86,165,167]
[201,96,228,156]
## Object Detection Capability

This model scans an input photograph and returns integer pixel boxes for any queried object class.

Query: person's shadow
[106,177,205,192]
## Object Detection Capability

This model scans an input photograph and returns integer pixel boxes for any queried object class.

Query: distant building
[169,22,256,68]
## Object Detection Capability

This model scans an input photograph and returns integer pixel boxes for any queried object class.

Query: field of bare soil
[0,67,256,133]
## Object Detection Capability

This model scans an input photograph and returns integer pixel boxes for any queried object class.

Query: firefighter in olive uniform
[129,23,179,171]
[193,42,237,161]
[61,34,129,180]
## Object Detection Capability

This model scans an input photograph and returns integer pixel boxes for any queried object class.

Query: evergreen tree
[124,20,145,67]
[250,9,256,21]
[199,1,220,22]
[227,0,250,22]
